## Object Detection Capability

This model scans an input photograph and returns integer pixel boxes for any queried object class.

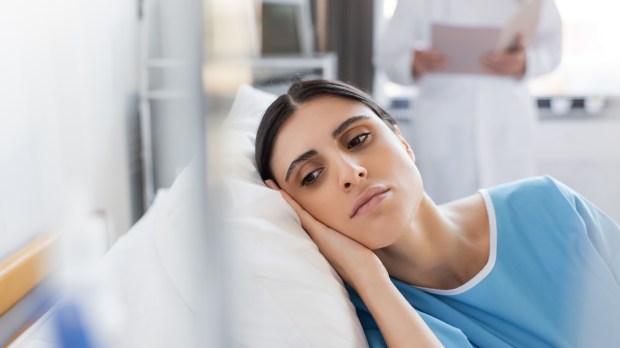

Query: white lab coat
[378,0,562,203]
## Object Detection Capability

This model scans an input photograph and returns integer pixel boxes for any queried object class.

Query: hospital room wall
[0,0,139,260]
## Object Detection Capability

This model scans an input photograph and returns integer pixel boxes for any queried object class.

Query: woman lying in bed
[255,79,620,347]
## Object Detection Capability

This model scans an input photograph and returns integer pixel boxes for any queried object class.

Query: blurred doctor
[378,0,562,203]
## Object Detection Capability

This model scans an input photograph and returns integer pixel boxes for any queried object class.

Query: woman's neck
[374,193,490,290]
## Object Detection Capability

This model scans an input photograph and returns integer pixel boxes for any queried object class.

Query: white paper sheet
[430,0,542,75]
[431,24,500,75]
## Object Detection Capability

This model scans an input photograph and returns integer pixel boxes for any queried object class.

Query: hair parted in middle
[255,79,398,182]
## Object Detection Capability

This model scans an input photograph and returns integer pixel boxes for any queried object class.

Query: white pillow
[223,85,368,347]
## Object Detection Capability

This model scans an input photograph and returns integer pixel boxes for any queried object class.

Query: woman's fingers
[273,187,349,250]
[278,189,322,232]
[265,179,320,228]
[265,179,279,190]
[264,179,326,236]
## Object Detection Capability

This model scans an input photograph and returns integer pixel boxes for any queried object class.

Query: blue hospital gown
[348,176,620,347]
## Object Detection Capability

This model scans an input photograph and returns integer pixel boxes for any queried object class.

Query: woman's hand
[265,180,389,291]
[412,49,449,78]
[265,181,443,347]
[481,35,527,77]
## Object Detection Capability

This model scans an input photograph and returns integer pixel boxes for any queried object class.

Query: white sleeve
[524,0,563,78]
[375,0,421,86]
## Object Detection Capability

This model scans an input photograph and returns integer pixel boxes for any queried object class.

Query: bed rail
[0,233,58,316]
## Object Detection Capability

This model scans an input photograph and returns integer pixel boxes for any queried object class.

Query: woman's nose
[338,158,367,191]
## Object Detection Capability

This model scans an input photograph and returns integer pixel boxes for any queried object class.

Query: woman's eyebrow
[332,115,370,139]
[285,149,318,182]
[284,115,370,182]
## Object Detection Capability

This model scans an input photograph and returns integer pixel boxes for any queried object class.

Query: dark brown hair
[255,79,397,182]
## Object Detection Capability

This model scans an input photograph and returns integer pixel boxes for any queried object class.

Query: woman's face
[270,96,424,249]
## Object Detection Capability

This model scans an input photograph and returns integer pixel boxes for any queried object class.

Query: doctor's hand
[482,35,526,77]
[412,49,449,78]
[265,180,389,291]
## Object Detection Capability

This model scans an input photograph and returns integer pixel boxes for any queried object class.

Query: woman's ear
[265,179,281,190]
[394,126,415,161]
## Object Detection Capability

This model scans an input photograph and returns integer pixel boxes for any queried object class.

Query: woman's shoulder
[444,176,572,221]
[482,176,596,234]
[484,175,575,205]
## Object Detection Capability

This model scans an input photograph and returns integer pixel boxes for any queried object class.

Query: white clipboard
[431,24,500,74]
[430,0,542,74]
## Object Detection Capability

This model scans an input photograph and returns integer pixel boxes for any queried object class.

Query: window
[529,0,620,97]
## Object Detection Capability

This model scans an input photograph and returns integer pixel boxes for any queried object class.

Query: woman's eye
[347,132,370,149]
[301,169,323,186]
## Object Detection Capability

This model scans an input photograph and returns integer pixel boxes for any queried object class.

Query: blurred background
[0,0,618,346]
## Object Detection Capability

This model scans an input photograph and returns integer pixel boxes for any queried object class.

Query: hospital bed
[6,85,369,347]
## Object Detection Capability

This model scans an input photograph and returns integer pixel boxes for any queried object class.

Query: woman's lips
[351,187,390,218]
